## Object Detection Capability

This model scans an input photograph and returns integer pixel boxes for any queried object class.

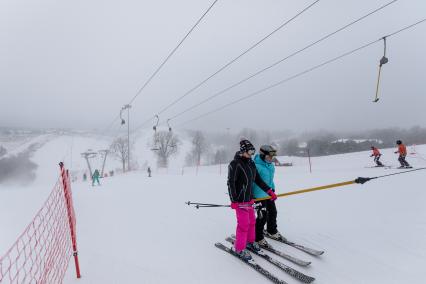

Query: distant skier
[227,139,276,261]
[370,146,383,167]
[147,166,152,177]
[394,140,411,168]
[92,169,101,186]
[252,145,283,248]
[82,172,87,182]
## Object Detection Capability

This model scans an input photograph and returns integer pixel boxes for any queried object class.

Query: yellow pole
[255,180,356,202]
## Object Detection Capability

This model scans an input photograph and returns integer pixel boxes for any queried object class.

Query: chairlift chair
[373,37,389,103]
[167,119,172,132]
[120,108,126,125]
[151,115,160,151]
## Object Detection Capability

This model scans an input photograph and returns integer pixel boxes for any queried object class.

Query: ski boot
[246,242,261,252]
[257,238,271,248]
[247,242,266,256]
[232,247,253,262]
[268,231,287,242]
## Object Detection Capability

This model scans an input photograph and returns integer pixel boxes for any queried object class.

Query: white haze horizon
[1,0,426,132]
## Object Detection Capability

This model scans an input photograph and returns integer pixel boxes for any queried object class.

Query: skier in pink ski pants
[232,201,256,251]
[227,139,277,260]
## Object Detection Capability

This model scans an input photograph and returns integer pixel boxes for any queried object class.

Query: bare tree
[212,147,228,165]
[110,137,129,172]
[187,130,208,166]
[238,128,259,146]
[0,145,6,158]
[152,131,180,167]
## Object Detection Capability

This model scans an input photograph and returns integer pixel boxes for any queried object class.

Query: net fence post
[59,162,81,279]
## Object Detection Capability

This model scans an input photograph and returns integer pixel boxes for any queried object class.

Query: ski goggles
[247,149,256,156]
[268,151,277,157]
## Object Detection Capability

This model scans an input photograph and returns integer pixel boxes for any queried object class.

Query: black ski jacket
[227,152,270,203]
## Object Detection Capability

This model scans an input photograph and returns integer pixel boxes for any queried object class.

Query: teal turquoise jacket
[92,170,100,179]
[252,154,275,198]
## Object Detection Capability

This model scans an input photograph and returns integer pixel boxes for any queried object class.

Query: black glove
[355,177,371,184]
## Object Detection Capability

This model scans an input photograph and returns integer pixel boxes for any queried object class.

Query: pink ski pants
[234,205,256,252]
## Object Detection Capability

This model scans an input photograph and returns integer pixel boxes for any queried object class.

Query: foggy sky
[1,0,425,133]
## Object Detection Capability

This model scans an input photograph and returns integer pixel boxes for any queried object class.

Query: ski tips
[373,98,379,103]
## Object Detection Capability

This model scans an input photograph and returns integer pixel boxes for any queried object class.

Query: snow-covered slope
[0,131,191,253]
[1,137,425,284]
[64,144,425,284]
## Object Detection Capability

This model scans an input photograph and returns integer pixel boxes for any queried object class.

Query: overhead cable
[167,0,399,121]
[99,0,220,135]
[154,0,321,116]
[176,18,426,127]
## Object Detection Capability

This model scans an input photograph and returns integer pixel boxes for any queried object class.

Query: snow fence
[0,163,80,283]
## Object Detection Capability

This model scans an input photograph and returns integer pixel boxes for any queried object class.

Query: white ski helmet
[259,145,277,157]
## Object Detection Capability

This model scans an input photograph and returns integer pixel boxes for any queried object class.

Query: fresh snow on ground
[1,135,425,284]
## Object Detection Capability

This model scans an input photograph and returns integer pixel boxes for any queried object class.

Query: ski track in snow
[1,134,425,284]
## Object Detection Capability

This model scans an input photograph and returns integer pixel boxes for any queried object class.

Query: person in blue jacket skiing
[252,145,284,247]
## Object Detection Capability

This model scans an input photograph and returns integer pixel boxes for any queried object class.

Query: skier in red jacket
[394,140,411,168]
[370,146,384,167]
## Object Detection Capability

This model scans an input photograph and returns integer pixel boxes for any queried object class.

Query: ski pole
[255,167,426,202]
[186,201,228,207]
[186,201,257,209]
[186,201,230,209]
[194,204,229,209]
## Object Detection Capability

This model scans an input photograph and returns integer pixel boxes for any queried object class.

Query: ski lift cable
[99,114,121,136]
[131,115,157,134]
[98,0,220,136]
[166,0,399,122]
[178,41,382,126]
[154,0,321,117]
[136,0,320,130]
[175,19,426,127]
[128,0,220,106]
[131,1,323,132]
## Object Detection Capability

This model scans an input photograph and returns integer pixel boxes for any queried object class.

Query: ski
[384,166,414,170]
[231,234,311,266]
[225,237,315,283]
[264,231,324,257]
[215,242,288,284]
[364,165,386,168]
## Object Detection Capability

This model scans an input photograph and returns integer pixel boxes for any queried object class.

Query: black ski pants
[255,200,278,242]
[374,155,383,166]
[398,155,410,167]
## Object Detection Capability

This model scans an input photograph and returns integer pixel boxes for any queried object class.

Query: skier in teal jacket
[92,169,101,186]
[252,145,285,247]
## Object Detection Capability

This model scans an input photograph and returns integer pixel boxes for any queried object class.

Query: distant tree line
[188,126,426,162]
[277,126,426,157]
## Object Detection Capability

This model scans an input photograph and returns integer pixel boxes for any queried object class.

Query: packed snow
[1,133,425,284]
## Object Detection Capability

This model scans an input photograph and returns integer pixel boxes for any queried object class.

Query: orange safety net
[0,166,79,284]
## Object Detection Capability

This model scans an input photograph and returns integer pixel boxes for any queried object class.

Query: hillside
[1,135,425,283]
